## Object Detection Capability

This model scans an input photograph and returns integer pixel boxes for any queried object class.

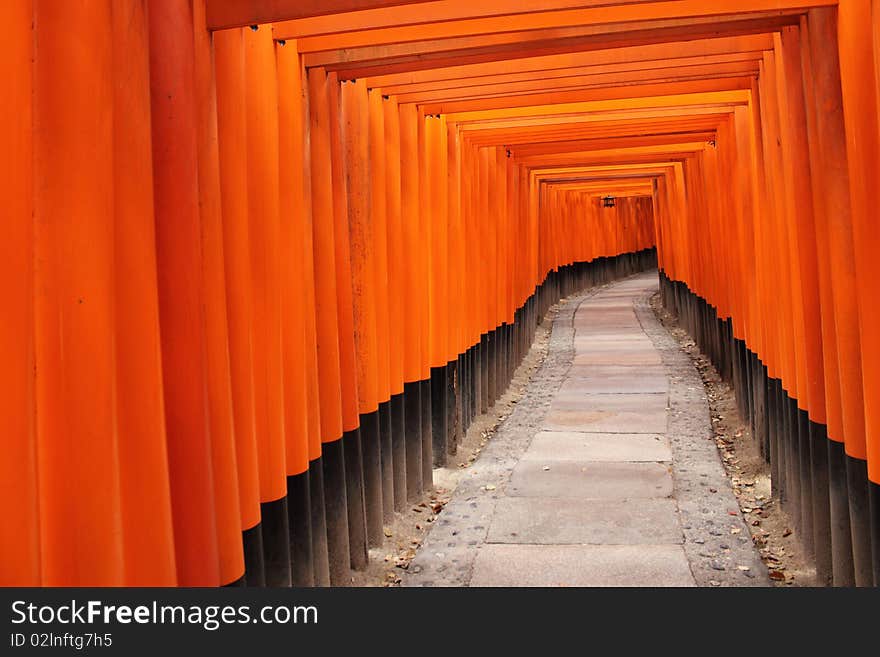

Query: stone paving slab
[574,328,648,336]
[521,431,672,462]
[551,391,667,409]
[573,319,640,330]
[574,308,638,319]
[507,461,673,499]
[487,497,683,545]
[572,351,663,366]
[543,405,667,434]
[558,374,668,394]
[470,544,695,587]
[573,341,656,353]
[566,364,667,383]
[573,334,654,344]
[542,393,667,433]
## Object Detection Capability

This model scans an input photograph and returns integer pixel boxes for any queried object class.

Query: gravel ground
[650,293,815,587]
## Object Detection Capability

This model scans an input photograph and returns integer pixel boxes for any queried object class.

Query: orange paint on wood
[0,0,39,586]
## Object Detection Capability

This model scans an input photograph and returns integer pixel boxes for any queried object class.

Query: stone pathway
[403,272,769,587]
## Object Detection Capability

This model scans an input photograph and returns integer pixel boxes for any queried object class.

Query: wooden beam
[453,105,737,132]
[206,0,438,30]
[510,132,717,157]
[444,89,750,121]
[391,62,758,104]
[363,34,773,87]
[272,0,697,39]
[422,77,753,114]
[325,15,799,79]
[377,51,764,95]
[464,117,728,147]
[290,0,833,51]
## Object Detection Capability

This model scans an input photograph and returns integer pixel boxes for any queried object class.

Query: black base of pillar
[809,420,832,586]
[241,522,265,587]
[322,439,351,586]
[342,428,368,571]
[260,496,291,587]
[797,408,814,557]
[403,381,423,501]
[480,334,489,413]
[827,439,855,586]
[287,470,314,587]
[486,330,497,407]
[784,394,801,524]
[430,366,448,467]
[446,359,457,456]
[768,379,781,499]
[391,393,407,511]
[419,379,433,489]
[359,410,383,547]
[308,457,330,586]
[379,400,394,522]
[846,455,873,586]
[870,481,880,586]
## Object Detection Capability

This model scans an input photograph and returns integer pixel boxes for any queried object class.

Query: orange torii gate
[2,0,879,590]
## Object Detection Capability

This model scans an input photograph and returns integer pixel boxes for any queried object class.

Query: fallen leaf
[485,484,496,491]
[768,571,785,581]
[383,527,393,538]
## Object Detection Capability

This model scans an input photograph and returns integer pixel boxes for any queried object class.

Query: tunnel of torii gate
[1,0,879,588]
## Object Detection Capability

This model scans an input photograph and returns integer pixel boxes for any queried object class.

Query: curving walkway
[403,272,769,587]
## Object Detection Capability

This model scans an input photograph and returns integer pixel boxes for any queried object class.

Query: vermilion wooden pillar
[383,95,409,511]
[367,88,395,522]
[341,78,384,548]
[400,102,430,495]
[193,0,245,589]
[327,71,370,571]
[307,65,351,586]
[215,26,265,586]
[0,0,39,586]
[113,0,182,587]
[149,0,241,586]
[837,0,880,586]
[275,38,315,587]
